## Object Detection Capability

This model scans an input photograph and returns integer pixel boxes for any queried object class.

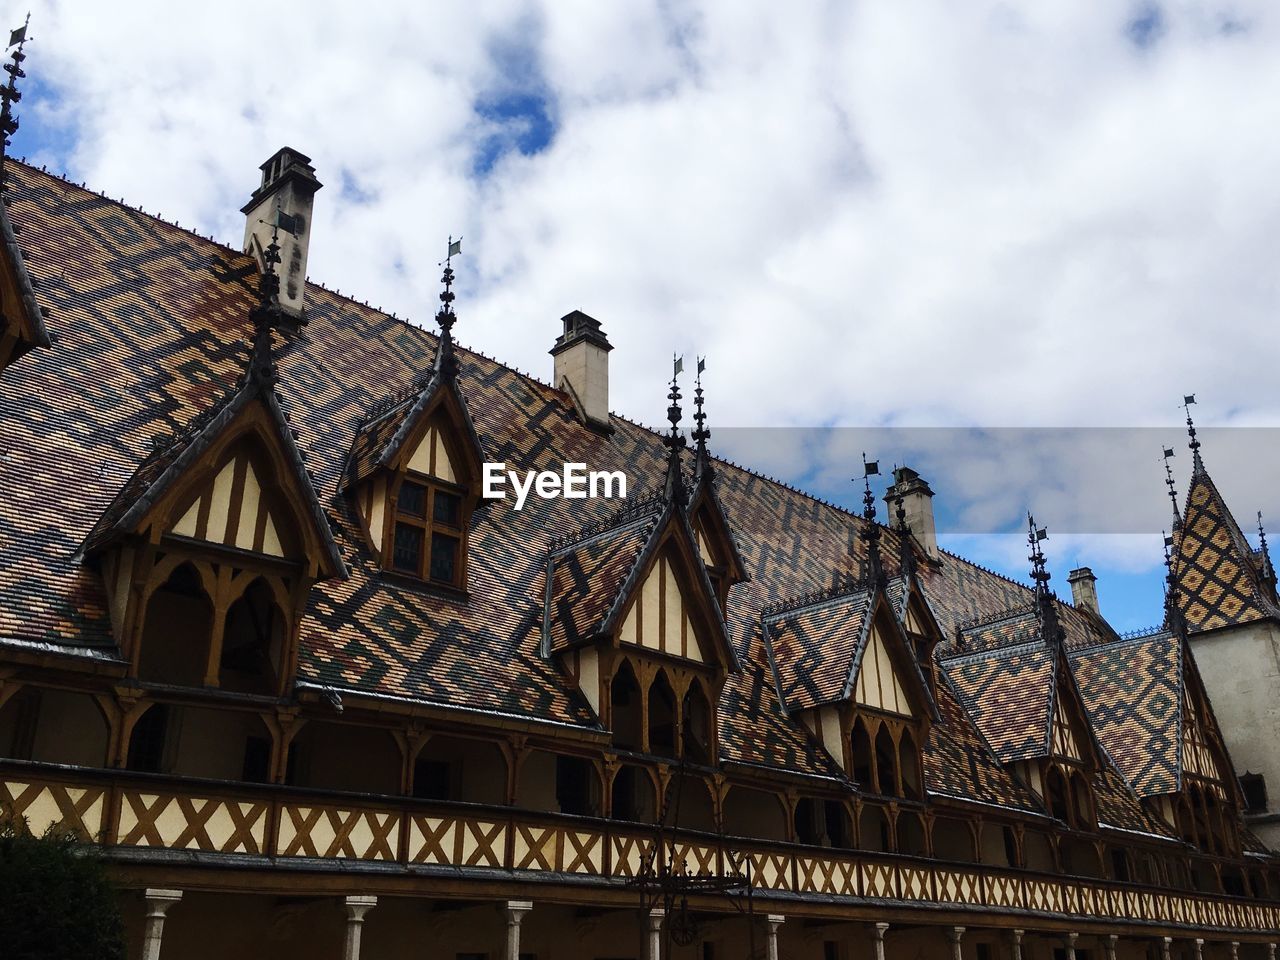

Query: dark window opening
[127,704,170,773]
[874,725,897,797]
[611,765,654,823]
[393,522,424,572]
[391,476,467,587]
[851,719,873,788]
[241,735,271,783]
[1242,772,1268,813]
[556,755,597,817]
[611,663,643,751]
[682,682,712,764]
[1003,826,1019,867]
[430,533,460,583]
[220,578,283,695]
[1110,847,1131,882]
[648,672,677,758]
[413,758,452,800]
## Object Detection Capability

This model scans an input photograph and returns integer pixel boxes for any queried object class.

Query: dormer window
[391,474,466,587]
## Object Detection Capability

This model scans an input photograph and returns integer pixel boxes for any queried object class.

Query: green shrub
[0,816,125,960]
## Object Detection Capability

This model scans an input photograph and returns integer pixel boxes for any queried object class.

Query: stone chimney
[1067,567,1100,616]
[241,147,322,318]
[885,466,938,560]
[551,310,613,433]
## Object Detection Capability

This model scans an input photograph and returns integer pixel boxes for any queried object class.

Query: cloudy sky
[11,1,1280,627]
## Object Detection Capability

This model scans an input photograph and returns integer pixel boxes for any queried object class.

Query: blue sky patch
[473,90,555,176]
[1126,4,1165,50]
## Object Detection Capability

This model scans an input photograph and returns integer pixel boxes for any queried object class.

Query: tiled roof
[1071,632,1182,798]
[764,588,874,712]
[944,630,1055,764]
[1175,459,1280,633]
[543,508,661,653]
[0,160,1225,813]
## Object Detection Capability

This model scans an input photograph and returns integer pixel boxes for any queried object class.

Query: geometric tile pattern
[0,160,1252,823]
[764,589,873,712]
[1071,632,1182,797]
[1175,463,1277,632]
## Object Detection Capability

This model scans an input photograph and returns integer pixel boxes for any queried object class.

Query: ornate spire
[433,236,461,381]
[1259,511,1277,598]
[247,216,283,387]
[1162,446,1181,529]
[892,476,917,582]
[1184,393,1202,470]
[859,455,886,590]
[0,17,29,174]
[662,355,686,505]
[1163,530,1187,637]
[691,357,712,485]
[1027,514,1064,650]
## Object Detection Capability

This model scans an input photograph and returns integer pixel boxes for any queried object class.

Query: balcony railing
[1,759,1276,934]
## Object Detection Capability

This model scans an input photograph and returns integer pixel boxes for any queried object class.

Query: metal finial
[663,355,686,504]
[433,236,461,380]
[1183,394,1202,467]
[1027,514,1063,649]
[1162,446,1181,528]
[691,357,712,484]
[858,455,885,589]
[1259,511,1276,595]
[1162,529,1187,637]
[247,214,283,387]
[0,15,31,173]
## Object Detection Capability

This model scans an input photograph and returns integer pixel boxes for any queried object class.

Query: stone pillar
[1105,935,1119,960]
[1067,933,1079,960]
[1269,943,1277,960]
[1193,940,1204,960]
[874,923,890,960]
[504,901,533,960]
[1162,937,1173,960]
[343,895,377,960]
[1229,943,1239,960]
[765,914,785,960]
[1011,930,1025,960]
[141,889,183,960]
[644,907,664,960]
[948,926,965,960]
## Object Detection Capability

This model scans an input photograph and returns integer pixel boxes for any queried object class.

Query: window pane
[398,481,426,517]
[393,522,423,573]
[430,533,459,584]
[433,490,462,527]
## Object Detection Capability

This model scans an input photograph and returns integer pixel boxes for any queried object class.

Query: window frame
[388,470,470,589]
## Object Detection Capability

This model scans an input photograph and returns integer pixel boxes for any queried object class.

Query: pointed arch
[874,724,898,797]
[898,810,928,857]
[681,678,713,764]
[1045,764,1070,822]
[899,729,921,801]
[1069,769,1095,829]
[609,659,643,752]
[851,716,873,787]
[138,562,213,687]
[648,669,677,758]
[219,577,286,695]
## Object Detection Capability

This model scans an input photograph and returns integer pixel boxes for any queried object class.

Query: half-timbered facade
[2,80,1280,960]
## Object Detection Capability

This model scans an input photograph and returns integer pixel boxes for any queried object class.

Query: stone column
[1269,943,1277,960]
[1105,935,1119,960]
[1162,937,1173,960]
[1193,940,1204,960]
[874,923,890,960]
[1067,933,1079,960]
[343,895,377,960]
[644,907,664,960]
[948,926,965,960]
[1010,929,1024,960]
[141,889,183,960]
[504,901,533,960]
[765,915,785,960]
[1229,943,1239,960]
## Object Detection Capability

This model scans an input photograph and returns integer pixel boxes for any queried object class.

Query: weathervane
[691,357,712,484]
[0,15,31,173]
[662,355,687,504]
[1183,394,1201,466]
[1162,529,1187,637]
[858,455,885,589]
[247,213,284,386]
[433,236,462,380]
[1162,446,1180,528]
[1027,514,1064,649]
[1259,512,1276,597]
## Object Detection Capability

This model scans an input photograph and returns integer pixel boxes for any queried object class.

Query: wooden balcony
[2,759,1277,935]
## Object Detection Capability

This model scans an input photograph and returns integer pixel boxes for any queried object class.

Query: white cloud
[17,0,1280,583]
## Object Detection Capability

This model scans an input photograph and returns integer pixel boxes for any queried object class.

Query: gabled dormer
[81,292,344,695]
[765,583,935,800]
[888,572,944,697]
[343,261,484,592]
[545,496,737,764]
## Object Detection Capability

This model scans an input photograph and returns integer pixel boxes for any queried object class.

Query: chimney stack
[885,466,939,560]
[1067,567,1100,616]
[551,310,613,433]
[241,147,322,318]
